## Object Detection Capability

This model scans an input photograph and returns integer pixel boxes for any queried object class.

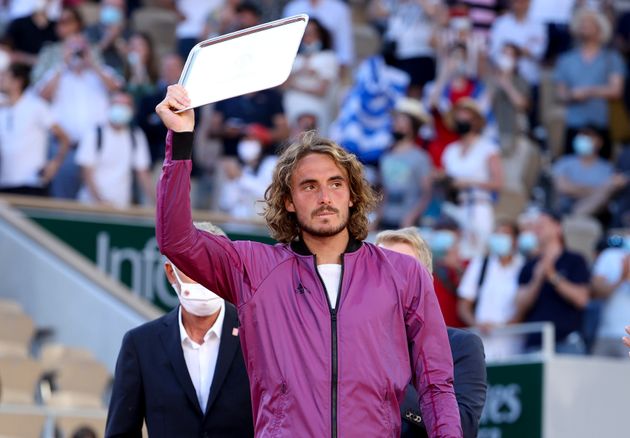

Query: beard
[296,207,349,238]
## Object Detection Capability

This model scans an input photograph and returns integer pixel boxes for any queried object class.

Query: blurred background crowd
[0,0,629,361]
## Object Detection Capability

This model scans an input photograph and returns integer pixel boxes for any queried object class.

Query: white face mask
[0,50,10,72]
[497,54,515,73]
[237,139,262,163]
[171,267,223,316]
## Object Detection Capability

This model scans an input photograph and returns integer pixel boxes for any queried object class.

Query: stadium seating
[0,412,47,438]
[0,356,43,404]
[0,312,35,358]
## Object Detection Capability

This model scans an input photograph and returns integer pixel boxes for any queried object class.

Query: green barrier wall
[479,362,543,438]
[26,211,273,311]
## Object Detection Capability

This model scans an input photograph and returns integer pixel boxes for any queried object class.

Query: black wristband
[172,131,194,160]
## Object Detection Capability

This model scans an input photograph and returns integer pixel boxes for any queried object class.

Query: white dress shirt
[0,91,54,188]
[178,303,225,413]
[489,13,547,85]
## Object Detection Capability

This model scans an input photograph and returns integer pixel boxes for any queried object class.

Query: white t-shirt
[178,303,224,413]
[283,0,354,66]
[0,91,54,188]
[175,0,224,39]
[317,264,342,309]
[442,136,499,203]
[458,254,524,324]
[75,125,150,209]
[218,156,277,219]
[489,13,547,85]
[41,68,111,143]
[593,248,630,339]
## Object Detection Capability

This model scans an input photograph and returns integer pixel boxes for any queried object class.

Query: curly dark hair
[263,131,379,243]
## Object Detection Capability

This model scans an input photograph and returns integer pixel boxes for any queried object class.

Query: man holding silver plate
[154,15,462,438]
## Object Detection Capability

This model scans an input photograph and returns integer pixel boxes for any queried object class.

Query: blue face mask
[517,232,538,254]
[430,231,456,257]
[573,134,595,156]
[624,236,630,252]
[109,104,133,126]
[488,233,513,257]
[100,5,123,26]
[301,41,322,55]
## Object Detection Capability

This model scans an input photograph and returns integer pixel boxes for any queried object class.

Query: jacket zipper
[313,254,345,438]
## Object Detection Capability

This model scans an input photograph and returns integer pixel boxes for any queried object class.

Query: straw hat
[394,97,433,126]
[446,97,486,131]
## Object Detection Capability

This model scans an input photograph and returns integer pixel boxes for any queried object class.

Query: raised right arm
[155,86,244,304]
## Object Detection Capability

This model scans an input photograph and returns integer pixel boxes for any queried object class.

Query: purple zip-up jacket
[157,131,462,438]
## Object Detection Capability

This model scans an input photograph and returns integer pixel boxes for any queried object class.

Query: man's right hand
[155,84,194,133]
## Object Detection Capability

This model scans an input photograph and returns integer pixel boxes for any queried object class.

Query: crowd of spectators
[0,0,629,360]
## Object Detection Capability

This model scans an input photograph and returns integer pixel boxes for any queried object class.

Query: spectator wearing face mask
[491,43,531,154]
[489,0,547,126]
[551,125,628,218]
[457,221,525,360]
[106,222,254,438]
[124,32,159,106]
[554,8,626,159]
[75,91,154,209]
[85,0,132,75]
[513,211,591,354]
[591,233,630,358]
[430,218,467,328]
[283,0,354,73]
[441,98,504,259]
[516,209,541,259]
[209,87,289,160]
[37,32,122,199]
[432,6,487,81]
[283,18,339,136]
[375,98,433,230]
[208,0,290,164]
[425,44,492,169]
[217,130,278,219]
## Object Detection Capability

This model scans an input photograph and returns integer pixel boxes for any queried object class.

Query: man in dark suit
[106,223,253,438]
[400,327,487,438]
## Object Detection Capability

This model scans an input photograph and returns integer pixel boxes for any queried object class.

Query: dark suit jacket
[401,328,487,438]
[105,303,254,438]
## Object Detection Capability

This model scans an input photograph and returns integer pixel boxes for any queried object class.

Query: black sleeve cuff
[172,131,194,160]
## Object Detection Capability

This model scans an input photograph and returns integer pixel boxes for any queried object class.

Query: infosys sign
[24,210,272,311]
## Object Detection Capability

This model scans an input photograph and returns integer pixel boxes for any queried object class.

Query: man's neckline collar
[290,236,362,256]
